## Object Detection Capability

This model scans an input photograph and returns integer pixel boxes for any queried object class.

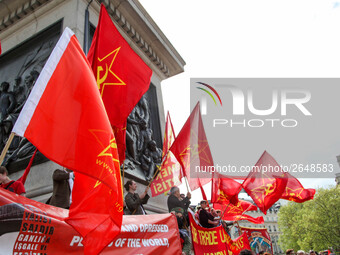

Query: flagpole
[221,201,232,217]
[240,204,253,216]
[184,176,190,193]
[235,221,242,236]
[0,132,15,165]
[147,150,170,188]
[122,163,125,192]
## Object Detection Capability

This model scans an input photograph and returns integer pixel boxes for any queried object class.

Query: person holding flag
[167,186,191,218]
[124,180,150,215]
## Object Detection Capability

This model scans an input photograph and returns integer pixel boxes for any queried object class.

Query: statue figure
[126,107,142,166]
[125,95,152,165]
[0,82,16,124]
[137,119,153,155]
[1,70,39,165]
[140,140,162,182]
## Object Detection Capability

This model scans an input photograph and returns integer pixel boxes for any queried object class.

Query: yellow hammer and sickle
[264,184,275,195]
[97,64,109,90]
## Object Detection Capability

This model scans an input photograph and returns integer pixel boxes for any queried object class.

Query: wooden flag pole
[240,204,254,216]
[236,221,242,236]
[184,176,190,193]
[0,132,15,166]
[121,163,125,194]
[147,150,170,188]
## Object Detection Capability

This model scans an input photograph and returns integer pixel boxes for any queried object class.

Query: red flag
[226,232,252,255]
[214,200,264,224]
[87,4,152,164]
[211,172,242,205]
[281,172,315,203]
[17,148,38,185]
[0,40,2,55]
[12,27,123,255]
[240,226,273,254]
[150,112,182,197]
[242,151,288,214]
[169,102,213,191]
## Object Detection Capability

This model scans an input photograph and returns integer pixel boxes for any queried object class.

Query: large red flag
[150,112,182,197]
[211,172,242,205]
[214,200,264,224]
[12,27,123,255]
[242,151,288,214]
[87,4,152,164]
[169,102,213,191]
[281,172,315,203]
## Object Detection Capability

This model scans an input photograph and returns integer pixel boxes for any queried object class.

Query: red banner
[150,113,182,197]
[188,212,251,255]
[0,189,182,255]
[225,232,251,255]
[188,213,227,255]
[150,151,182,197]
[240,226,273,254]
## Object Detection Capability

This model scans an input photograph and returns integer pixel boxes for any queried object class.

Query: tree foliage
[278,186,340,253]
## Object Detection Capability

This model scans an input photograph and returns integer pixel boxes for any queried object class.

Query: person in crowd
[309,250,316,255]
[47,168,74,209]
[240,249,254,255]
[263,252,271,255]
[297,250,305,255]
[211,208,218,218]
[167,186,191,214]
[199,200,219,228]
[194,205,201,222]
[286,249,295,255]
[124,180,150,215]
[0,166,25,196]
[170,207,190,255]
[258,252,265,255]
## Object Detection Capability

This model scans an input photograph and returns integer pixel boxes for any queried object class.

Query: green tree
[278,186,340,253]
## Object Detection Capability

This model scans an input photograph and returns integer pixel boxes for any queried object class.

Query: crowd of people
[286,249,335,255]
[0,168,333,255]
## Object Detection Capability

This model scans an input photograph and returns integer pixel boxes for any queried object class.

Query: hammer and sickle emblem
[97,64,109,90]
[264,183,275,195]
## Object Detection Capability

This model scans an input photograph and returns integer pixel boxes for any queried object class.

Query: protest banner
[150,151,182,197]
[188,212,228,255]
[0,188,182,255]
[225,232,251,255]
[189,211,253,255]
